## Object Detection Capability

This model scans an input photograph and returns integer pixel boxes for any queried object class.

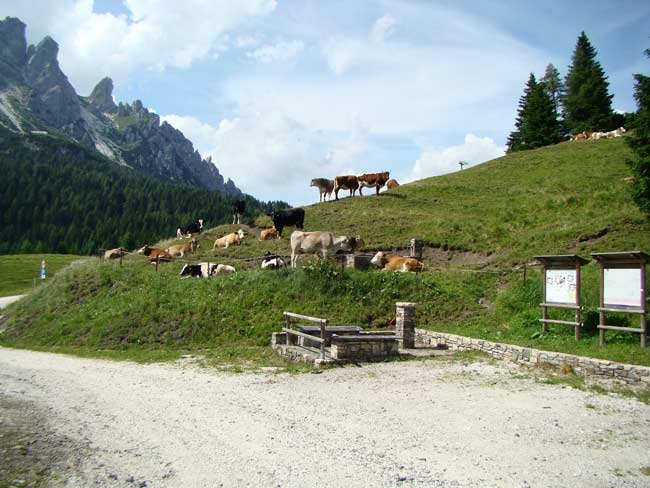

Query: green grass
[0,254,83,296]
[2,137,650,369]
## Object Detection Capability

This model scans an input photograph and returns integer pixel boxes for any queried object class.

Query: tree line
[0,132,286,255]
[506,32,650,217]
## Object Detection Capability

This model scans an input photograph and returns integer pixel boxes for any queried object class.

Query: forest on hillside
[0,132,285,255]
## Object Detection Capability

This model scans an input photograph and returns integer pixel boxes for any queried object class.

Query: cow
[604,127,626,138]
[103,247,128,260]
[213,229,245,249]
[214,264,236,275]
[290,230,364,268]
[333,175,359,200]
[386,179,400,190]
[268,208,305,237]
[310,178,335,203]
[591,131,607,140]
[137,245,173,263]
[261,251,287,269]
[166,238,199,257]
[232,200,246,225]
[177,219,204,239]
[179,262,218,278]
[357,172,390,196]
[370,251,423,273]
[260,226,280,241]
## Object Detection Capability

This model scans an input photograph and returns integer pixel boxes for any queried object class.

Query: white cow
[289,231,364,268]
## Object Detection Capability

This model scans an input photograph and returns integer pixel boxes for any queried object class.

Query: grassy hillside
[0,254,82,296]
[2,138,650,367]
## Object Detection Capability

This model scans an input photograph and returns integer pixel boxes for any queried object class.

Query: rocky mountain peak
[0,17,27,68]
[87,76,117,114]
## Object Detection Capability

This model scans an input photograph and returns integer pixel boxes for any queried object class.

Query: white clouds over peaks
[247,40,304,63]
[409,134,505,182]
[4,0,277,93]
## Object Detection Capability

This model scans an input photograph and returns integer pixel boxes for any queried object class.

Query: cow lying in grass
[177,219,203,238]
[166,238,199,257]
[213,229,245,249]
[370,251,423,273]
[290,231,364,268]
[137,245,172,263]
[104,247,128,260]
[260,226,279,240]
[261,252,287,269]
[179,263,236,277]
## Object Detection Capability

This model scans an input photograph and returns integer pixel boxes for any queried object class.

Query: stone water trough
[271,302,441,366]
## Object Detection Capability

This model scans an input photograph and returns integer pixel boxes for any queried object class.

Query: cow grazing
[179,262,218,278]
[177,219,204,238]
[261,252,287,269]
[137,245,173,263]
[268,208,305,237]
[386,179,400,190]
[104,247,128,260]
[333,175,359,200]
[232,200,246,225]
[260,226,280,240]
[290,231,364,268]
[605,127,626,138]
[166,238,199,257]
[370,251,423,273]
[213,229,245,249]
[310,178,335,203]
[357,172,390,196]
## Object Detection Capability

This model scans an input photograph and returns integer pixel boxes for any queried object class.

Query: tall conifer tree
[541,63,564,116]
[563,32,613,133]
[507,74,561,153]
[627,49,650,215]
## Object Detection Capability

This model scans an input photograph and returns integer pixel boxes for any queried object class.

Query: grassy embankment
[2,138,650,367]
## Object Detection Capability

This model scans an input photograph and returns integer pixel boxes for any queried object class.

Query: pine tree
[627,49,650,215]
[507,73,561,152]
[563,32,613,133]
[541,63,564,116]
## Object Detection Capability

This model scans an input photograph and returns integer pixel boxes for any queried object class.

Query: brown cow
[166,238,199,257]
[137,245,173,263]
[213,229,245,249]
[357,171,390,196]
[386,179,400,190]
[103,247,128,260]
[370,251,423,273]
[260,226,280,241]
[333,175,359,200]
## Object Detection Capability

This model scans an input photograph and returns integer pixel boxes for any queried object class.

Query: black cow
[177,219,204,239]
[268,208,305,237]
[232,200,246,225]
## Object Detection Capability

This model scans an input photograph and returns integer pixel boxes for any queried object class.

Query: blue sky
[2,0,649,205]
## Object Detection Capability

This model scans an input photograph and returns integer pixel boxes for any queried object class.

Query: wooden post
[575,261,581,341]
[541,265,547,334]
[523,263,527,284]
[599,262,605,346]
[120,253,123,267]
[641,263,647,348]
[320,319,327,359]
[156,255,160,272]
[285,313,291,346]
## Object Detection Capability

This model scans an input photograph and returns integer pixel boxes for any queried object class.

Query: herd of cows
[569,126,626,140]
[310,172,399,202]
[101,184,425,277]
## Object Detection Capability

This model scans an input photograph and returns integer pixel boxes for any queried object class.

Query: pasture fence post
[120,253,123,267]
[523,263,527,284]
[155,255,160,272]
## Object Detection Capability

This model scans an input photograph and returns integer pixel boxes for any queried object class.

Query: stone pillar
[410,239,423,260]
[396,302,417,349]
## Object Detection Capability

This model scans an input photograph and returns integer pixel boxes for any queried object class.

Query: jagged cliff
[0,17,240,194]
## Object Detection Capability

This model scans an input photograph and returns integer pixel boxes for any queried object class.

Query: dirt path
[1,347,650,487]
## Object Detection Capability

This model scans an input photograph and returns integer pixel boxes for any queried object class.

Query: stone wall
[330,335,399,361]
[416,329,650,387]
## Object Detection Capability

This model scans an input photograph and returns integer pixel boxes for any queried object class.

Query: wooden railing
[283,312,328,359]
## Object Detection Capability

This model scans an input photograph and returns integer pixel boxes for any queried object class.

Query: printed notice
[545,269,577,304]
[604,268,642,308]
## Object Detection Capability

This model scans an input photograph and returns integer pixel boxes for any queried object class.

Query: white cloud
[247,40,304,63]
[2,0,277,93]
[371,14,397,43]
[409,134,505,182]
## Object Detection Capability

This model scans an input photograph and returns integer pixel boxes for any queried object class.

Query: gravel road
[1,347,650,487]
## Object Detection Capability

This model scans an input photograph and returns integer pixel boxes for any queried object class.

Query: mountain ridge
[0,16,239,195]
